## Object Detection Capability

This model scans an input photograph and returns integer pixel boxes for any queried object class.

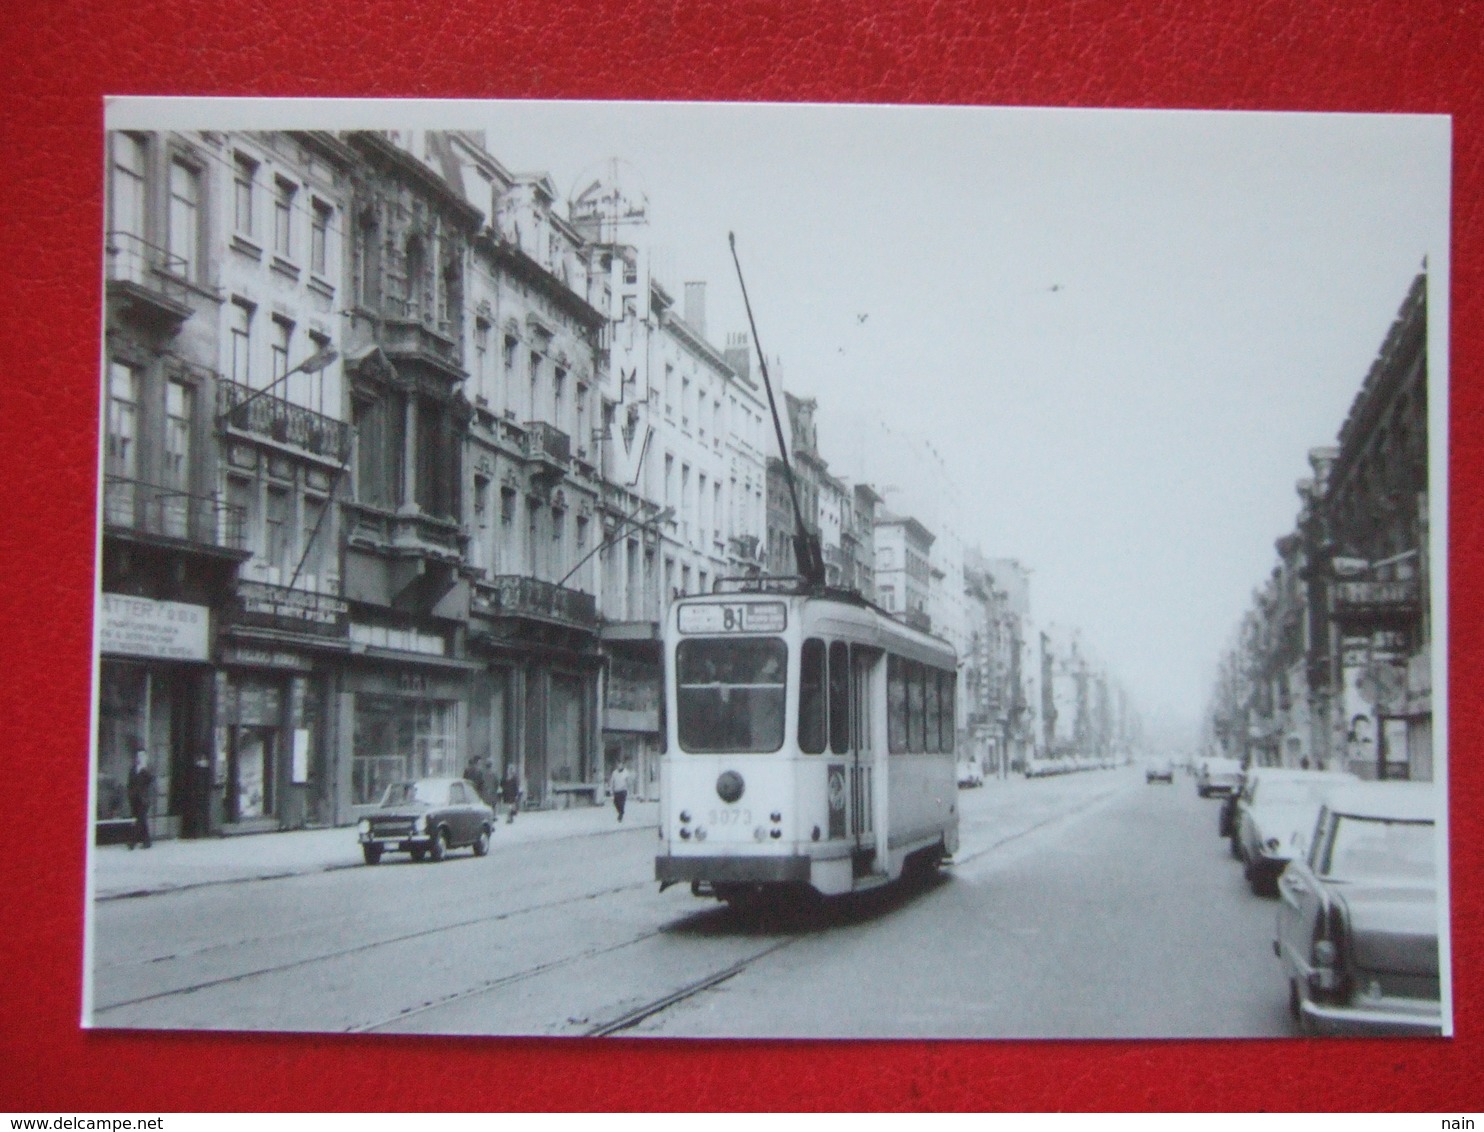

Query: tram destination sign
[677,601,787,634]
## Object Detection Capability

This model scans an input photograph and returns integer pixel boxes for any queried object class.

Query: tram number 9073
[708,807,752,826]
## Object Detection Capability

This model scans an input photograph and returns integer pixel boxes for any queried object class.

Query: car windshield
[676,637,787,754]
[1254,779,1343,806]
[1325,815,1435,881]
[379,781,447,807]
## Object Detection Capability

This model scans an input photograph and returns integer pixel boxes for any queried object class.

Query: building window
[229,299,253,386]
[274,178,296,259]
[311,199,332,276]
[168,158,200,281]
[164,379,194,491]
[265,485,292,578]
[105,362,139,481]
[300,494,329,590]
[233,153,257,237]
[110,133,147,239]
[553,367,566,431]
[474,319,490,391]
[271,316,293,397]
[529,351,542,419]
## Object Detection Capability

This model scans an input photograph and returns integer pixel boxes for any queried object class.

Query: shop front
[96,594,215,843]
[340,657,476,816]
[600,632,663,802]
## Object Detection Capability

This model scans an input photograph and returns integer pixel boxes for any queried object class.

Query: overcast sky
[117,100,1452,735]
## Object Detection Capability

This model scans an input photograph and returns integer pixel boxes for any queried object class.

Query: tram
[655,578,960,904]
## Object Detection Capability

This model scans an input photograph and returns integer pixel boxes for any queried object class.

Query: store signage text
[100,595,209,661]
[234,581,349,637]
[1333,580,1419,608]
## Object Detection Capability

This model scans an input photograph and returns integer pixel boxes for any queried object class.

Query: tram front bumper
[656,854,812,885]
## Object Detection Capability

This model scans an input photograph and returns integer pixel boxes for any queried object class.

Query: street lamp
[556,502,675,591]
[216,344,340,427]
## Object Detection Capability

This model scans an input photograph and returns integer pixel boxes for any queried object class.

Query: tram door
[848,645,878,876]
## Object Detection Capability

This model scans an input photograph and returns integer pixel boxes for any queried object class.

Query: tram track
[91,877,653,1015]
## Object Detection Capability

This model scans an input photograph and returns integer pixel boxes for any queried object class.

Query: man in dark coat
[127,750,154,849]
[501,764,521,824]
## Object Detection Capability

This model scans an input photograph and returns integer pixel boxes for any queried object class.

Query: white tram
[655,580,960,903]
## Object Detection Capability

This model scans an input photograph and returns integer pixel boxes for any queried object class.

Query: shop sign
[1333,580,1420,609]
[233,581,349,638]
[100,594,209,661]
[221,645,311,671]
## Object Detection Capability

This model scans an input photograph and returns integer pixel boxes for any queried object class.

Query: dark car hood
[370,802,434,820]
[1337,882,1439,977]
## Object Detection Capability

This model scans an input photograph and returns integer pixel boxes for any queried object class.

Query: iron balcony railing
[104,231,192,309]
[103,476,246,550]
[482,575,597,628]
[216,378,352,463]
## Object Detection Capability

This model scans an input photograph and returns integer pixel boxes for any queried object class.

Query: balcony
[104,232,194,325]
[103,476,245,552]
[523,421,571,479]
[217,379,352,464]
[476,575,597,630]
[379,315,463,376]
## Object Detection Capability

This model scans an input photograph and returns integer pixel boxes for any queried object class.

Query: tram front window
[677,637,788,753]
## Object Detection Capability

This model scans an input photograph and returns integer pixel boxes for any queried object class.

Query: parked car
[1235,768,1357,894]
[1197,757,1243,798]
[1218,768,1250,846]
[1274,781,1441,1036]
[957,759,985,788]
[358,777,494,864]
[1145,758,1174,784]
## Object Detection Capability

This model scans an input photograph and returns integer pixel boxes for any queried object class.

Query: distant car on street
[357,777,494,865]
[1234,768,1357,894]
[957,759,985,788]
[1274,781,1441,1036]
[1197,757,1243,798]
[1145,758,1174,784]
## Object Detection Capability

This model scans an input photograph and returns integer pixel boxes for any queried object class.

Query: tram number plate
[678,602,786,634]
[708,807,752,826]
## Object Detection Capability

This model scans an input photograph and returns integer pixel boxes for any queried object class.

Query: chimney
[724,332,751,380]
[684,281,707,338]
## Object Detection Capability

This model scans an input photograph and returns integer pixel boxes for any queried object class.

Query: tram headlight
[770,829,782,840]
[680,828,692,840]
[695,826,707,841]
[716,771,745,803]
[680,811,691,824]
[770,812,781,824]
[754,826,767,842]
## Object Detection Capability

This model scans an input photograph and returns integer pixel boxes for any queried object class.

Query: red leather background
[1,0,1480,1112]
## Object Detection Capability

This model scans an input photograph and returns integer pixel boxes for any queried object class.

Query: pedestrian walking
[609,761,632,822]
[501,764,521,824]
[464,756,487,803]
[127,750,154,850]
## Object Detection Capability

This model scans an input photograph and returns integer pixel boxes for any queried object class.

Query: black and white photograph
[86,97,1450,1040]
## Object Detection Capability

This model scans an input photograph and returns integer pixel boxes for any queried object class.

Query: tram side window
[907,660,925,751]
[924,666,941,753]
[939,670,955,752]
[829,641,850,754]
[887,654,907,753]
[798,637,827,754]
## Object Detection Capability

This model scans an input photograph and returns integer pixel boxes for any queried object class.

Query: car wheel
[472,825,491,857]
[1229,834,1241,859]
[362,844,382,866]
[429,828,448,862]
[410,847,426,862]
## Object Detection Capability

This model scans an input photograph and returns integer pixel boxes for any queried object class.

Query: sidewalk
[91,799,659,901]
